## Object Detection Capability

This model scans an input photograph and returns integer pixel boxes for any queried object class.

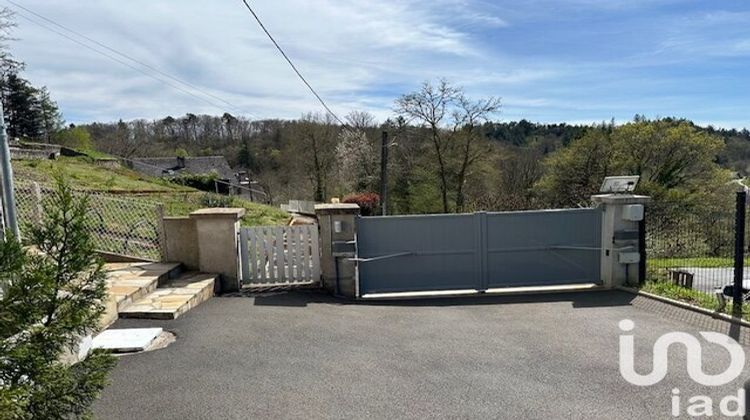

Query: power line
[8,0,255,119]
[239,0,347,126]
[10,0,350,128]
[8,3,259,119]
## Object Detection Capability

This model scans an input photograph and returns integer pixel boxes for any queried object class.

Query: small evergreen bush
[0,177,116,419]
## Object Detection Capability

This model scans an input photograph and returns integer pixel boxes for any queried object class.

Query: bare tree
[289,113,339,202]
[395,80,460,212]
[222,112,238,142]
[346,110,376,130]
[395,79,500,213]
[334,111,379,194]
[0,8,22,78]
[452,94,501,212]
[496,146,543,210]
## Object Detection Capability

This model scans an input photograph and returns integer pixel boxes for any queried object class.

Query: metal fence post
[380,131,389,216]
[733,191,746,310]
[0,102,19,239]
[0,190,4,234]
[638,206,647,285]
[155,203,167,262]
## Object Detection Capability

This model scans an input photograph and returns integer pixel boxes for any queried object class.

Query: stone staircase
[101,262,217,327]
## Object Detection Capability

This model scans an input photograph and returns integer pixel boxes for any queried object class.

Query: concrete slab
[92,328,163,353]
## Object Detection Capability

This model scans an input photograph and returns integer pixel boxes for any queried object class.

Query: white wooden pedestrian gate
[239,225,321,286]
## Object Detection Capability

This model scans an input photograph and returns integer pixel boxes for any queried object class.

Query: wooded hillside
[76,92,746,221]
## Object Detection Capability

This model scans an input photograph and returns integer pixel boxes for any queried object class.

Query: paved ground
[94,290,750,419]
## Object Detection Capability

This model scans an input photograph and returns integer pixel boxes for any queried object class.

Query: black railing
[646,192,748,307]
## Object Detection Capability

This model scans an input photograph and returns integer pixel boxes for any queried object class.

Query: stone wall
[10,147,59,160]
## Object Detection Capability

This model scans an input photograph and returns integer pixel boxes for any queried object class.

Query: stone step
[118,272,217,320]
[100,262,183,329]
[105,262,183,311]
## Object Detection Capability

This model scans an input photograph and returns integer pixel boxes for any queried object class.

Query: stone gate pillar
[591,194,651,288]
[315,203,360,298]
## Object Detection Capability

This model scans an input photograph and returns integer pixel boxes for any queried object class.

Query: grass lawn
[648,257,750,268]
[142,192,290,226]
[15,157,289,226]
[641,280,750,321]
[15,157,190,192]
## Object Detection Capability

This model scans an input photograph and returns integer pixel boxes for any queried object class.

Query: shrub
[200,193,234,208]
[0,176,117,419]
[342,192,380,216]
[53,126,94,151]
[175,148,189,158]
[170,172,220,192]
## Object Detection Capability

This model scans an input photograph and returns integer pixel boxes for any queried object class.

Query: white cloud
[5,0,749,129]
[12,0,511,123]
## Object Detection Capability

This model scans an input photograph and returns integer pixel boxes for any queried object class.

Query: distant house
[129,156,238,194]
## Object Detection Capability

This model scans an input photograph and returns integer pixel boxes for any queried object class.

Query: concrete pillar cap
[314,203,360,213]
[591,194,651,205]
[189,207,246,220]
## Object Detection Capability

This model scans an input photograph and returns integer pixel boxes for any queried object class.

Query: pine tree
[0,177,117,419]
[237,138,254,171]
[0,73,44,140]
[37,86,63,142]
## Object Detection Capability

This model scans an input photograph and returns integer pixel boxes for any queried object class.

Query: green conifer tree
[0,177,116,419]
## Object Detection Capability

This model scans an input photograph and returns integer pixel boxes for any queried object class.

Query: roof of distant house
[131,156,235,181]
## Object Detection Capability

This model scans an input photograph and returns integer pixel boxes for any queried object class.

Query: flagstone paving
[101,262,217,326]
[118,272,217,320]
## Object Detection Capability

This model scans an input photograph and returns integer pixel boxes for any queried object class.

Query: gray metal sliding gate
[356,208,602,295]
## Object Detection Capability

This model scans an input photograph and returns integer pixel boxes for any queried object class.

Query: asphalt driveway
[94,290,750,419]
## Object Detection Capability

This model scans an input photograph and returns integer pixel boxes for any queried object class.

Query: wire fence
[646,198,747,294]
[14,181,165,261]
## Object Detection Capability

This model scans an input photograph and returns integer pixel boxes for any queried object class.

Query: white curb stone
[92,328,163,352]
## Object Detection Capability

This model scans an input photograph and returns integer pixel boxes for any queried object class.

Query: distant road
[680,266,750,292]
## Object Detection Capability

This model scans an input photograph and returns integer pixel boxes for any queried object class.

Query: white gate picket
[276,227,285,282]
[263,226,273,280]
[297,227,307,279]
[309,225,321,281]
[240,224,320,286]
[287,226,296,279]
[249,227,259,281]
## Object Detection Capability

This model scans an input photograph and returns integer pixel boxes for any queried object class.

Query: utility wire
[8,0,255,119]
[14,13,214,106]
[239,0,347,127]
[11,0,350,129]
[8,3,258,119]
